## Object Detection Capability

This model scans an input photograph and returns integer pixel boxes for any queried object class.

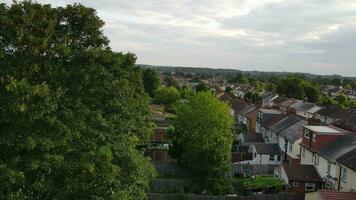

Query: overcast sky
[4,0,356,76]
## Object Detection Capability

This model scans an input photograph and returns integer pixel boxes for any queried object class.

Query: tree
[304,85,320,103]
[0,2,155,199]
[319,95,335,106]
[170,92,234,195]
[195,82,209,92]
[264,83,276,92]
[142,68,160,97]
[225,86,233,95]
[336,94,349,108]
[164,75,180,89]
[154,86,181,105]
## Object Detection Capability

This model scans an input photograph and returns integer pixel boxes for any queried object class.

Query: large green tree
[142,68,160,97]
[170,92,234,195]
[0,1,154,199]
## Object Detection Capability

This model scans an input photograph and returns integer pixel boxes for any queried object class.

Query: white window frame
[277,155,281,161]
[269,155,275,161]
[293,182,299,187]
[341,167,347,183]
[314,155,319,166]
[305,183,315,191]
[304,129,311,139]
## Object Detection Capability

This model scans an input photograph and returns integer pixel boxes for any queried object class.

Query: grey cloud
[2,0,356,76]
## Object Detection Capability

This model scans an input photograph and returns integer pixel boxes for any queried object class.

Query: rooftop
[317,190,356,200]
[253,143,281,155]
[283,164,322,182]
[337,148,356,171]
[318,133,356,162]
[279,120,308,142]
[303,126,344,134]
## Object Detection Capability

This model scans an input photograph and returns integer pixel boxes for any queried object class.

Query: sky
[4,0,356,76]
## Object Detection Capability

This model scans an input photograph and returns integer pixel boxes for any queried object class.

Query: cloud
[2,0,356,76]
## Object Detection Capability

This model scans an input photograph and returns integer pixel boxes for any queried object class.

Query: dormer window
[304,129,311,139]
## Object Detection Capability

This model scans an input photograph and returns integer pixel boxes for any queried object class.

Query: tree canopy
[170,92,234,195]
[0,1,154,199]
[142,68,160,97]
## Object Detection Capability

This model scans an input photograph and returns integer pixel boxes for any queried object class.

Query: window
[341,167,347,183]
[304,129,311,139]
[288,143,292,152]
[314,155,319,166]
[293,182,299,187]
[269,155,275,161]
[302,148,305,158]
[277,155,281,161]
[327,162,331,174]
[305,183,315,191]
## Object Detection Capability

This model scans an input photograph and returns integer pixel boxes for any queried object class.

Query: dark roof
[272,96,290,105]
[239,105,256,115]
[231,152,253,163]
[279,120,308,142]
[318,190,356,200]
[316,105,346,119]
[264,114,288,129]
[318,133,356,162]
[254,143,281,155]
[230,99,247,114]
[280,98,298,107]
[341,108,356,124]
[242,133,264,143]
[270,115,302,133]
[246,109,257,120]
[283,164,322,182]
[337,148,356,171]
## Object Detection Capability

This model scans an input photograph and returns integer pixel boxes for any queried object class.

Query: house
[320,85,343,98]
[336,148,356,192]
[347,90,356,100]
[279,98,298,113]
[233,84,254,99]
[314,134,356,190]
[336,108,356,132]
[314,105,346,125]
[271,96,290,108]
[244,143,282,165]
[255,109,282,135]
[300,125,348,165]
[230,99,247,119]
[329,87,343,98]
[278,164,323,193]
[290,101,322,119]
[262,94,279,108]
[278,120,308,164]
[245,109,258,133]
[265,115,302,144]
[237,104,256,126]
[305,190,356,200]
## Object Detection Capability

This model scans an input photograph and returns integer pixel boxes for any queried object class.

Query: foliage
[303,84,320,103]
[336,94,349,108]
[225,86,233,95]
[142,68,160,97]
[0,1,155,199]
[181,86,195,99]
[170,92,234,195]
[319,95,336,106]
[165,76,180,89]
[276,76,320,102]
[195,82,210,93]
[264,83,276,92]
[243,177,284,192]
[244,92,262,103]
[155,86,181,105]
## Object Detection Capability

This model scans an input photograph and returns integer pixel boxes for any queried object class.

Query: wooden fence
[149,193,301,200]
